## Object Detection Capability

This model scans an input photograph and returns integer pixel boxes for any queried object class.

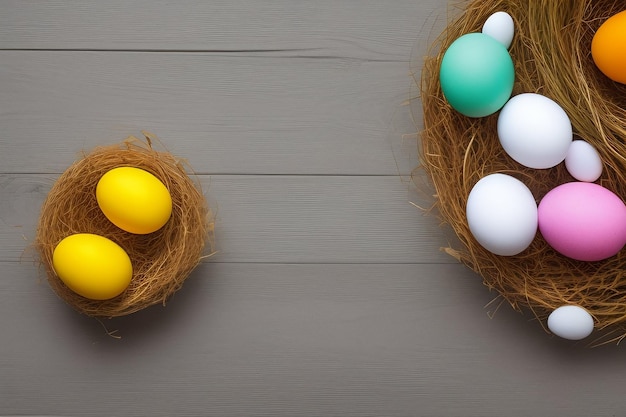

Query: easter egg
[564,140,603,182]
[466,173,538,256]
[439,33,515,118]
[52,233,133,300]
[592,10,626,84]
[547,305,594,341]
[97,167,172,234]
[538,182,626,261]
[497,93,572,169]
[482,11,514,49]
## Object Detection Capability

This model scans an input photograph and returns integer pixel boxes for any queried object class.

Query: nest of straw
[419,0,626,341]
[35,134,213,317]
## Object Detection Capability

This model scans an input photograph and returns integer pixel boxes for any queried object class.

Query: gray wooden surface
[2,1,626,416]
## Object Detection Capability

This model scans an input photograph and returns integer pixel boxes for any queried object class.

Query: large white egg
[565,140,603,182]
[482,11,514,49]
[547,305,594,340]
[466,173,538,256]
[497,93,572,169]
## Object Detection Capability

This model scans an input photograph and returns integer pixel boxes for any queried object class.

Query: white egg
[497,93,572,169]
[466,173,538,256]
[482,11,514,49]
[547,305,594,340]
[565,140,603,182]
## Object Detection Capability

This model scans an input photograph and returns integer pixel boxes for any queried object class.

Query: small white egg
[565,140,603,182]
[482,11,515,49]
[547,305,594,340]
[497,93,573,169]
[466,173,538,256]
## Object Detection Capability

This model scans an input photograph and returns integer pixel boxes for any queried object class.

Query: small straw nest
[418,0,626,342]
[35,134,214,317]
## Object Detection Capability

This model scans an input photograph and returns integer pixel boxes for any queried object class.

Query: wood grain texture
[0,51,418,176]
[3,1,625,416]
[0,0,446,60]
[0,173,453,264]
[4,261,626,417]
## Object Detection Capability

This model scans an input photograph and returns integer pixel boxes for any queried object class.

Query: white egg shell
[466,173,538,256]
[565,140,603,182]
[547,305,594,340]
[497,93,572,169]
[482,11,514,49]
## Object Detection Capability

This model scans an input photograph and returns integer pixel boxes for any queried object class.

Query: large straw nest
[418,0,626,342]
[35,134,213,317]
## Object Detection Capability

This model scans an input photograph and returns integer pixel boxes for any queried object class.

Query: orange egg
[592,10,626,84]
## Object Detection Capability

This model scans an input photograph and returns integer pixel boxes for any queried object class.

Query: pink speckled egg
[538,182,626,261]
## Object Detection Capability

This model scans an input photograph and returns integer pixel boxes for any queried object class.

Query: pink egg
[538,182,626,261]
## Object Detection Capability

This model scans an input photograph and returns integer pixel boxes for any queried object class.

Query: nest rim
[417,0,626,344]
[35,134,214,318]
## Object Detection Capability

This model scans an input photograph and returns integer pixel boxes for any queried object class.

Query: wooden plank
[0,0,445,60]
[0,51,418,176]
[2,260,622,417]
[0,173,455,264]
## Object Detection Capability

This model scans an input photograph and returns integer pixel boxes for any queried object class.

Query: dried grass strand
[418,0,626,341]
[35,134,214,317]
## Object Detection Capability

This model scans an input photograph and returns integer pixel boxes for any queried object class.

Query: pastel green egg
[439,33,515,118]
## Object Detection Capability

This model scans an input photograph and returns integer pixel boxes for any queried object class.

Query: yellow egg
[592,10,626,84]
[96,167,172,234]
[52,234,133,300]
